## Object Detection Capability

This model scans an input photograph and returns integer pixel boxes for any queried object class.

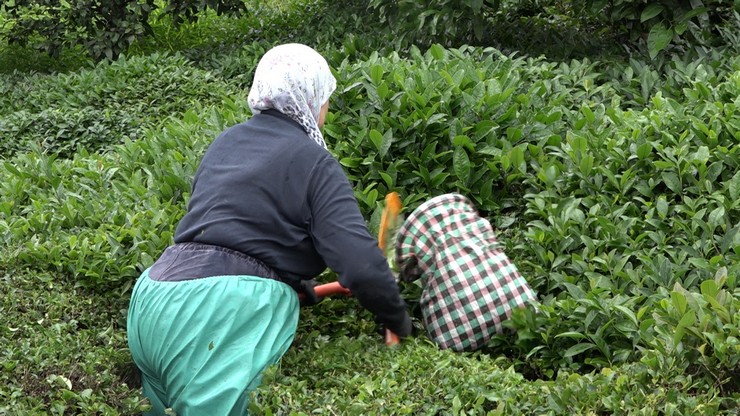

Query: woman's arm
[306,156,412,337]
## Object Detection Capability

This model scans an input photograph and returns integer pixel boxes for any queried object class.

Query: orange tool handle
[378,192,402,251]
[378,193,402,347]
[385,328,400,346]
[312,281,351,297]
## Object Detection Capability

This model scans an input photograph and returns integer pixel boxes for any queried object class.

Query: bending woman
[126,43,412,416]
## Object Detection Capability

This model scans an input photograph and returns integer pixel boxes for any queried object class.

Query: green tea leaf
[581,106,595,123]
[677,7,710,24]
[647,23,673,59]
[700,279,719,298]
[369,129,383,152]
[562,282,586,299]
[580,155,594,176]
[708,206,725,228]
[377,81,389,100]
[379,129,394,158]
[673,310,696,346]
[340,157,361,168]
[613,304,638,328]
[692,146,710,164]
[379,172,393,188]
[661,172,682,194]
[370,65,384,85]
[641,4,665,22]
[452,135,474,152]
[453,147,471,183]
[366,187,379,207]
[714,266,727,286]
[636,143,653,160]
[430,44,446,60]
[728,170,740,200]
[673,326,686,346]
[656,195,668,219]
[500,155,511,172]
[478,145,501,157]
[671,291,687,315]
[678,310,695,328]
[3,161,23,177]
[564,343,596,358]
[510,146,525,173]
[554,331,587,340]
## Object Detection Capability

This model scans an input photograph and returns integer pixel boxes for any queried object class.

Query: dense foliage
[2,0,739,61]
[1,0,738,414]
[365,0,739,58]
[0,53,238,157]
[579,0,737,57]
[1,0,247,60]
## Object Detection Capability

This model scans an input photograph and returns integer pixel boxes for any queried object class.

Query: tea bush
[0,52,241,157]
[0,98,250,290]
[0,269,148,414]
[365,0,740,59]
[1,3,739,411]
[317,46,739,402]
[2,0,249,61]
[0,107,139,158]
[249,332,729,414]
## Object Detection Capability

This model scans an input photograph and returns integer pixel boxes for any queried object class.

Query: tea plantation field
[0,1,738,414]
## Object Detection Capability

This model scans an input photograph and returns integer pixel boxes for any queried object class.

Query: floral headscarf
[247,43,337,149]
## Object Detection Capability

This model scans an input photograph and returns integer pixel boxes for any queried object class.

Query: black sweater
[174,110,411,336]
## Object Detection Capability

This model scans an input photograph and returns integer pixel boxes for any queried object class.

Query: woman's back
[175,110,334,283]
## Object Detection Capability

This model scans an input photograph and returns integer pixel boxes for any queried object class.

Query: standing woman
[127,43,412,416]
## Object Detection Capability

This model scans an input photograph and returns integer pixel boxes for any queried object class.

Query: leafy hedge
[249,333,730,414]
[364,0,740,59]
[0,99,249,291]
[1,39,738,412]
[322,46,739,400]
[1,0,249,60]
[0,269,148,414]
[0,52,241,157]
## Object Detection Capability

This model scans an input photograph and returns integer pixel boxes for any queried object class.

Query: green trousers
[127,270,299,415]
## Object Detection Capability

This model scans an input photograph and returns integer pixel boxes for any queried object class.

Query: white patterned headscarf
[247,43,337,149]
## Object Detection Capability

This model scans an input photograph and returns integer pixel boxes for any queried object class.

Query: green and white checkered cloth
[395,193,537,351]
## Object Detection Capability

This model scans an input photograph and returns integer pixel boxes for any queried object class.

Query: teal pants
[127,270,299,416]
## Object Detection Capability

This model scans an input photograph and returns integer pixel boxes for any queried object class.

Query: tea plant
[2,0,249,60]
[0,98,250,289]
[0,269,147,414]
[0,52,242,157]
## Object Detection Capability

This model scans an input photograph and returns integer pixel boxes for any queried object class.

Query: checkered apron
[395,193,537,351]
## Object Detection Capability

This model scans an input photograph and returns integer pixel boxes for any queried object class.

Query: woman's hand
[298,279,324,307]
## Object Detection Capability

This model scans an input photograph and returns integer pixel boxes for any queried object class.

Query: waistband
[148,242,286,285]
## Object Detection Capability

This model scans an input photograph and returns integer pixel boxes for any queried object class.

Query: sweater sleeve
[306,155,412,337]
